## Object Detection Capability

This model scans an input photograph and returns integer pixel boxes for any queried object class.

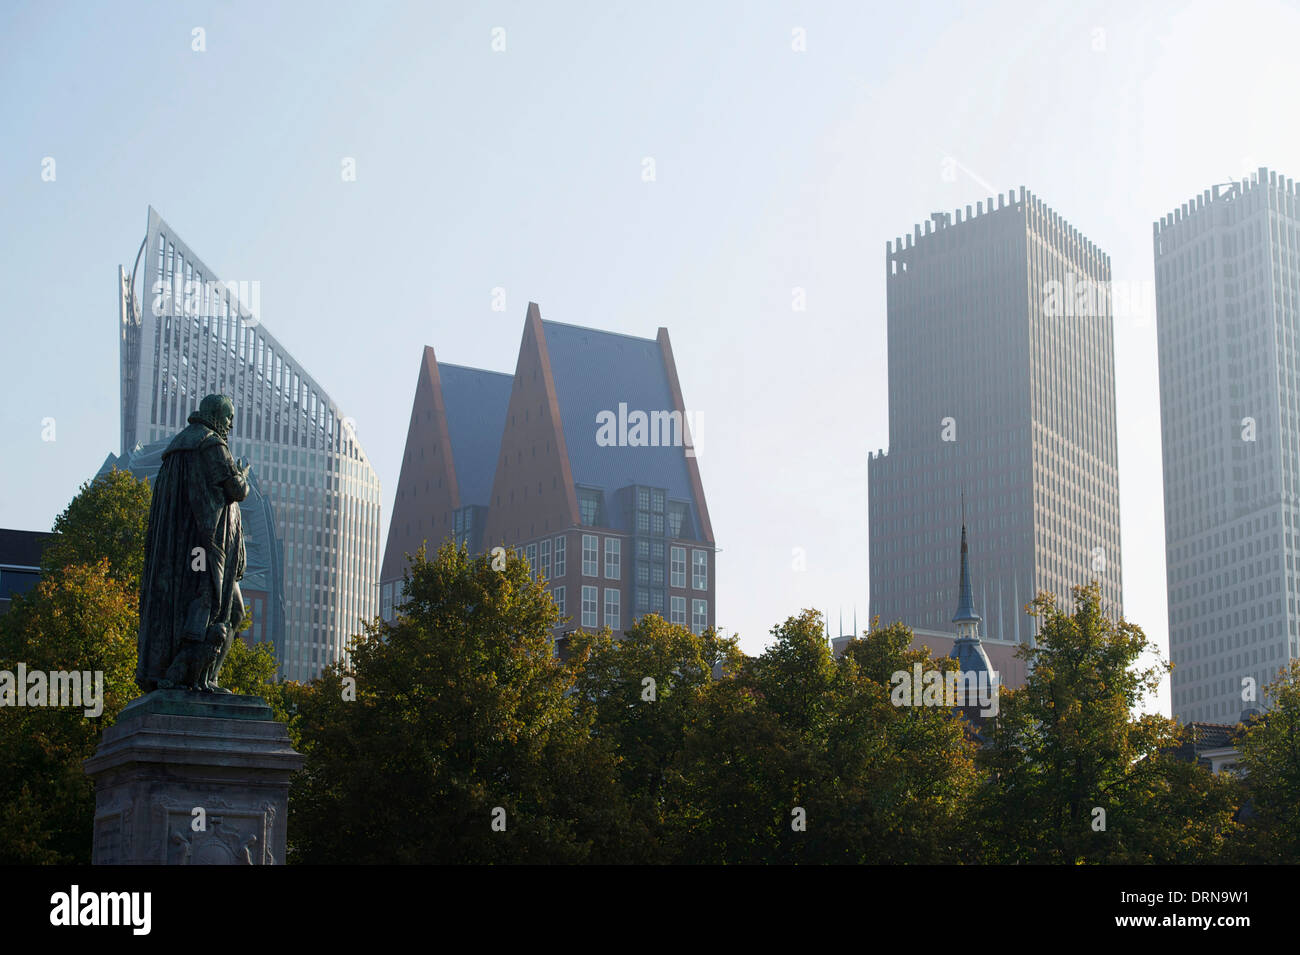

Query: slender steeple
[952,521,981,637]
[948,515,998,717]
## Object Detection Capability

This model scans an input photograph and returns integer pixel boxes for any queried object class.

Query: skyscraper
[380,303,716,642]
[869,188,1123,647]
[1155,167,1300,723]
[118,207,382,681]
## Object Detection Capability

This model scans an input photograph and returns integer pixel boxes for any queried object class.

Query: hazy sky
[3,0,1298,715]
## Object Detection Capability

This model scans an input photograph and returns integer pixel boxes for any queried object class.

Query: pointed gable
[380,348,510,583]
[537,318,712,542]
[482,304,579,546]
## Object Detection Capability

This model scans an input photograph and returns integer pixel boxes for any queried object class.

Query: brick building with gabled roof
[380,303,716,642]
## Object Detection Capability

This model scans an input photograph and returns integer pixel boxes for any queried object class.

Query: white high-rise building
[1155,168,1300,723]
[118,207,382,682]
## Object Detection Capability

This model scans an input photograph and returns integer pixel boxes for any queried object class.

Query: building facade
[869,188,1123,646]
[380,303,716,642]
[0,528,53,615]
[1155,167,1300,723]
[119,207,382,681]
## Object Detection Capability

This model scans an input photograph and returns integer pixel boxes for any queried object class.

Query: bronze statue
[136,394,249,693]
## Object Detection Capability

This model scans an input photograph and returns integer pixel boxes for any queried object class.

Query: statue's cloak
[136,422,246,691]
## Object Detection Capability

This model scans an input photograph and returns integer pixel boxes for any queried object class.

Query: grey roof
[949,636,996,680]
[438,363,513,508]
[541,320,697,530]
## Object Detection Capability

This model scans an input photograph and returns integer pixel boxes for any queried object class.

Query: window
[604,588,620,630]
[525,543,537,578]
[671,546,686,587]
[692,599,708,635]
[582,586,598,628]
[692,550,708,590]
[604,538,621,579]
[582,534,599,576]
[553,585,566,615]
[578,487,602,526]
[671,595,686,626]
[381,582,393,621]
[667,502,687,538]
[637,539,650,559]
[539,539,551,580]
[637,589,649,612]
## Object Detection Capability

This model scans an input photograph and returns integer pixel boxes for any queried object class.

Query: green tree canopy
[975,583,1239,863]
[0,560,137,863]
[288,543,630,863]
[41,468,151,594]
[1234,660,1300,861]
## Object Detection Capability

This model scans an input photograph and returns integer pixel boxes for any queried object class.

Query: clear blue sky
[3,0,1298,715]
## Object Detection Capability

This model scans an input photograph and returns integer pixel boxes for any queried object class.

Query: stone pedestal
[84,690,303,865]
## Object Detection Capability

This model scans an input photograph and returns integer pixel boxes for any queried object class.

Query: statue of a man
[136,394,250,693]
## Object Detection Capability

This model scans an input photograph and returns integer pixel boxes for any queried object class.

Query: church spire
[952,520,981,632]
[948,509,998,722]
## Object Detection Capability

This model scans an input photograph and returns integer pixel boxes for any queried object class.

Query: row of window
[516,533,710,590]
[552,584,709,635]
[580,534,620,578]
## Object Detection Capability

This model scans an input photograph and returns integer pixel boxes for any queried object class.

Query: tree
[41,468,151,593]
[567,613,745,862]
[816,620,981,863]
[657,612,979,864]
[1234,660,1300,861]
[288,543,630,863]
[975,583,1239,863]
[0,560,138,863]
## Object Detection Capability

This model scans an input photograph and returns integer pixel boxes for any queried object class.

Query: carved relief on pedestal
[150,796,273,864]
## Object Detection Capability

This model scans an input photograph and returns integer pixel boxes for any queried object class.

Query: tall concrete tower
[1155,167,1300,723]
[869,188,1123,647]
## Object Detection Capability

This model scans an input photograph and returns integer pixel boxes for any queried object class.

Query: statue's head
[190,394,235,438]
